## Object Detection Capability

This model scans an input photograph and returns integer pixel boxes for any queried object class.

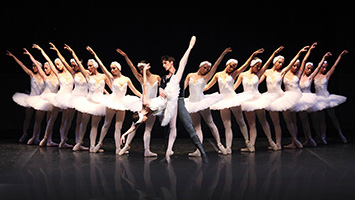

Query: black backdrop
[2,1,354,139]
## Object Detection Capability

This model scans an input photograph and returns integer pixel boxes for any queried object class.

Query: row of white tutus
[95,94,142,112]
[185,92,222,113]
[26,94,54,111]
[12,92,30,108]
[70,95,106,116]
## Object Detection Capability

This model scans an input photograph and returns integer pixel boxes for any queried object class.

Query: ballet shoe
[19,134,27,143]
[72,143,82,151]
[339,134,348,144]
[241,146,255,153]
[118,145,130,155]
[303,138,317,147]
[144,150,158,157]
[268,140,278,151]
[27,137,35,145]
[166,150,174,157]
[46,141,58,147]
[217,143,227,155]
[188,149,201,157]
[294,139,303,149]
[90,146,104,153]
[59,142,73,149]
[276,143,282,150]
[93,143,103,153]
[201,153,209,163]
[245,140,254,152]
[225,147,233,154]
[39,138,47,147]
[319,137,327,145]
[283,143,297,149]
[79,145,89,151]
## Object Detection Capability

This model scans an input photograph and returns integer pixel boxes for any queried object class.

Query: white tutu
[12,92,30,107]
[210,92,254,110]
[70,95,106,116]
[291,93,317,112]
[55,93,73,109]
[265,91,302,111]
[185,92,223,113]
[160,75,180,126]
[314,77,347,110]
[241,92,271,112]
[26,95,53,111]
[41,93,61,108]
[98,94,142,112]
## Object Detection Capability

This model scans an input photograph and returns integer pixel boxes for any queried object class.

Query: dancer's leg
[73,113,90,151]
[143,115,157,157]
[89,115,102,152]
[283,111,302,148]
[40,107,59,147]
[256,109,278,150]
[166,106,177,156]
[27,110,45,145]
[59,108,76,148]
[189,112,202,156]
[231,106,249,143]
[325,108,347,143]
[220,108,233,153]
[95,108,115,149]
[318,110,327,144]
[114,110,125,154]
[269,111,282,149]
[75,112,82,143]
[20,107,34,143]
[299,111,316,147]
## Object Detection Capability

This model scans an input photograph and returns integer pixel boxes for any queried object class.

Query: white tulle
[12,93,30,107]
[25,78,58,111]
[314,77,347,109]
[160,75,180,126]
[12,76,44,108]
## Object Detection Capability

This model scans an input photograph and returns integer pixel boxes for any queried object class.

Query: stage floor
[1,137,355,200]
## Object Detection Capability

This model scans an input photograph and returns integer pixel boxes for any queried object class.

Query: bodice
[188,77,206,102]
[300,79,311,93]
[87,77,105,98]
[141,81,158,99]
[42,78,59,94]
[111,79,128,99]
[314,77,329,96]
[284,75,301,92]
[57,76,74,94]
[266,71,283,94]
[30,76,44,96]
[72,74,88,96]
[242,74,259,93]
[218,75,236,97]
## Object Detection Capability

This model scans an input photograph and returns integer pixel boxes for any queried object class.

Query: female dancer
[86,46,142,155]
[204,48,264,154]
[33,43,76,148]
[299,52,331,147]
[260,46,309,149]
[282,43,317,149]
[234,46,284,152]
[116,48,161,157]
[184,47,232,156]
[7,51,44,143]
[313,50,348,144]
[24,48,59,146]
[64,44,107,152]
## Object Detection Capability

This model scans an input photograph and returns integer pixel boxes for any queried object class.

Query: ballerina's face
[55,60,64,71]
[291,62,300,73]
[251,62,262,73]
[199,64,211,75]
[110,63,119,75]
[162,60,174,71]
[226,62,237,73]
[32,63,38,73]
[274,58,284,70]
[137,66,144,75]
[321,62,328,74]
[70,61,79,72]
[87,61,96,73]
[305,64,313,76]
[44,63,51,75]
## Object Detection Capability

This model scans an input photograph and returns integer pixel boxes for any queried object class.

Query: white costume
[284,75,317,112]
[264,71,301,111]
[71,78,106,116]
[241,74,271,111]
[68,74,89,109]
[97,79,142,112]
[13,76,44,107]
[26,78,59,111]
[184,77,222,113]
[50,76,74,109]
[300,79,328,112]
[314,77,346,108]
[210,75,253,110]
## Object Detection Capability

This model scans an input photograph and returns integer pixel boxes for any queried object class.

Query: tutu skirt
[55,93,73,109]
[160,75,180,126]
[241,92,272,112]
[265,91,302,112]
[291,93,317,112]
[97,94,142,112]
[26,95,53,111]
[210,92,254,110]
[70,95,106,116]
[309,94,346,112]
[12,93,30,107]
[184,92,223,113]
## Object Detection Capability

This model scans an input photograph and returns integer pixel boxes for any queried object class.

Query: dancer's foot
[294,139,303,148]
[339,134,348,144]
[226,147,233,154]
[166,150,174,157]
[144,149,158,157]
[39,138,47,147]
[246,140,254,152]
[303,138,317,147]
[19,134,27,143]
[46,141,58,147]
[201,152,209,163]
[93,143,103,153]
[284,142,297,149]
[118,145,130,155]
[319,137,327,145]
[79,145,89,151]
[73,143,82,151]
[59,142,73,148]
[27,137,36,145]
[188,149,201,157]
[268,140,278,151]
[276,143,282,150]
[217,143,227,155]
[90,146,104,153]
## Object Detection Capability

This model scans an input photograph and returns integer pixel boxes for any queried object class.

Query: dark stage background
[1,1,354,140]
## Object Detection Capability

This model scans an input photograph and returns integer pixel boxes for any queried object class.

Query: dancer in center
[204,48,265,154]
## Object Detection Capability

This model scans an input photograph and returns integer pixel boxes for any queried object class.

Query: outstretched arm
[258,46,284,78]
[121,124,139,145]
[232,48,264,79]
[326,50,348,79]
[298,42,317,78]
[6,51,34,77]
[281,46,309,76]
[310,52,332,80]
[50,42,75,76]
[116,48,143,82]
[86,46,114,81]
[233,73,243,90]
[23,48,47,80]
[32,44,59,76]
[175,36,196,83]
[203,73,218,92]
[64,44,90,81]
[205,47,232,82]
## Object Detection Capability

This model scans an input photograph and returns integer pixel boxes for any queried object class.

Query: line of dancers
[8,36,348,162]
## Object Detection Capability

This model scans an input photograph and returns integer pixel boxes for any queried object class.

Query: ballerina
[7,51,44,143]
[86,46,142,155]
[184,47,232,156]
[24,48,59,146]
[234,46,284,152]
[116,48,161,157]
[260,46,309,149]
[313,50,348,144]
[299,51,332,147]
[204,48,264,154]
[64,44,108,152]
[282,43,317,149]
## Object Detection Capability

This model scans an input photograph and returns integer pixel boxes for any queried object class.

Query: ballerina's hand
[189,36,196,48]
[23,48,30,55]
[64,44,73,52]
[120,136,126,146]
[32,44,42,50]
[276,46,284,53]
[143,63,151,71]
[6,50,13,57]
[311,42,317,49]
[324,52,332,58]
[300,46,310,52]
[340,50,348,56]
[255,48,264,54]
[223,47,232,55]
[86,46,95,54]
[49,42,57,51]
[116,48,127,56]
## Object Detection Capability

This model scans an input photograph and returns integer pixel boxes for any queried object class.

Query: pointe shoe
[217,143,227,155]
[284,143,297,149]
[246,140,254,152]
[73,143,82,151]
[319,137,327,145]
[19,134,27,143]
[294,139,303,149]
[93,143,103,153]
[339,134,348,144]
[241,146,255,153]
[59,142,73,148]
[144,150,158,157]
[39,138,47,147]
[166,150,174,157]
[118,145,130,155]
[27,137,35,145]
[276,143,282,150]
[188,149,201,157]
[226,147,233,154]
[309,138,317,147]
[90,146,104,153]
[46,141,58,147]
[269,140,278,151]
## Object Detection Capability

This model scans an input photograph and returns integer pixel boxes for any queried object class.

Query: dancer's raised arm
[259,46,284,79]
[280,46,309,76]
[297,42,317,78]
[6,51,35,77]
[231,48,264,79]
[23,48,47,80]
[116,48,143,82]
[86,46,113,80]
[64,44,90,81]
[50,42,75,76]
[32,44,59,75]
[205,47,232,81]
[308,52,332,81]
[325,50,348,79]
